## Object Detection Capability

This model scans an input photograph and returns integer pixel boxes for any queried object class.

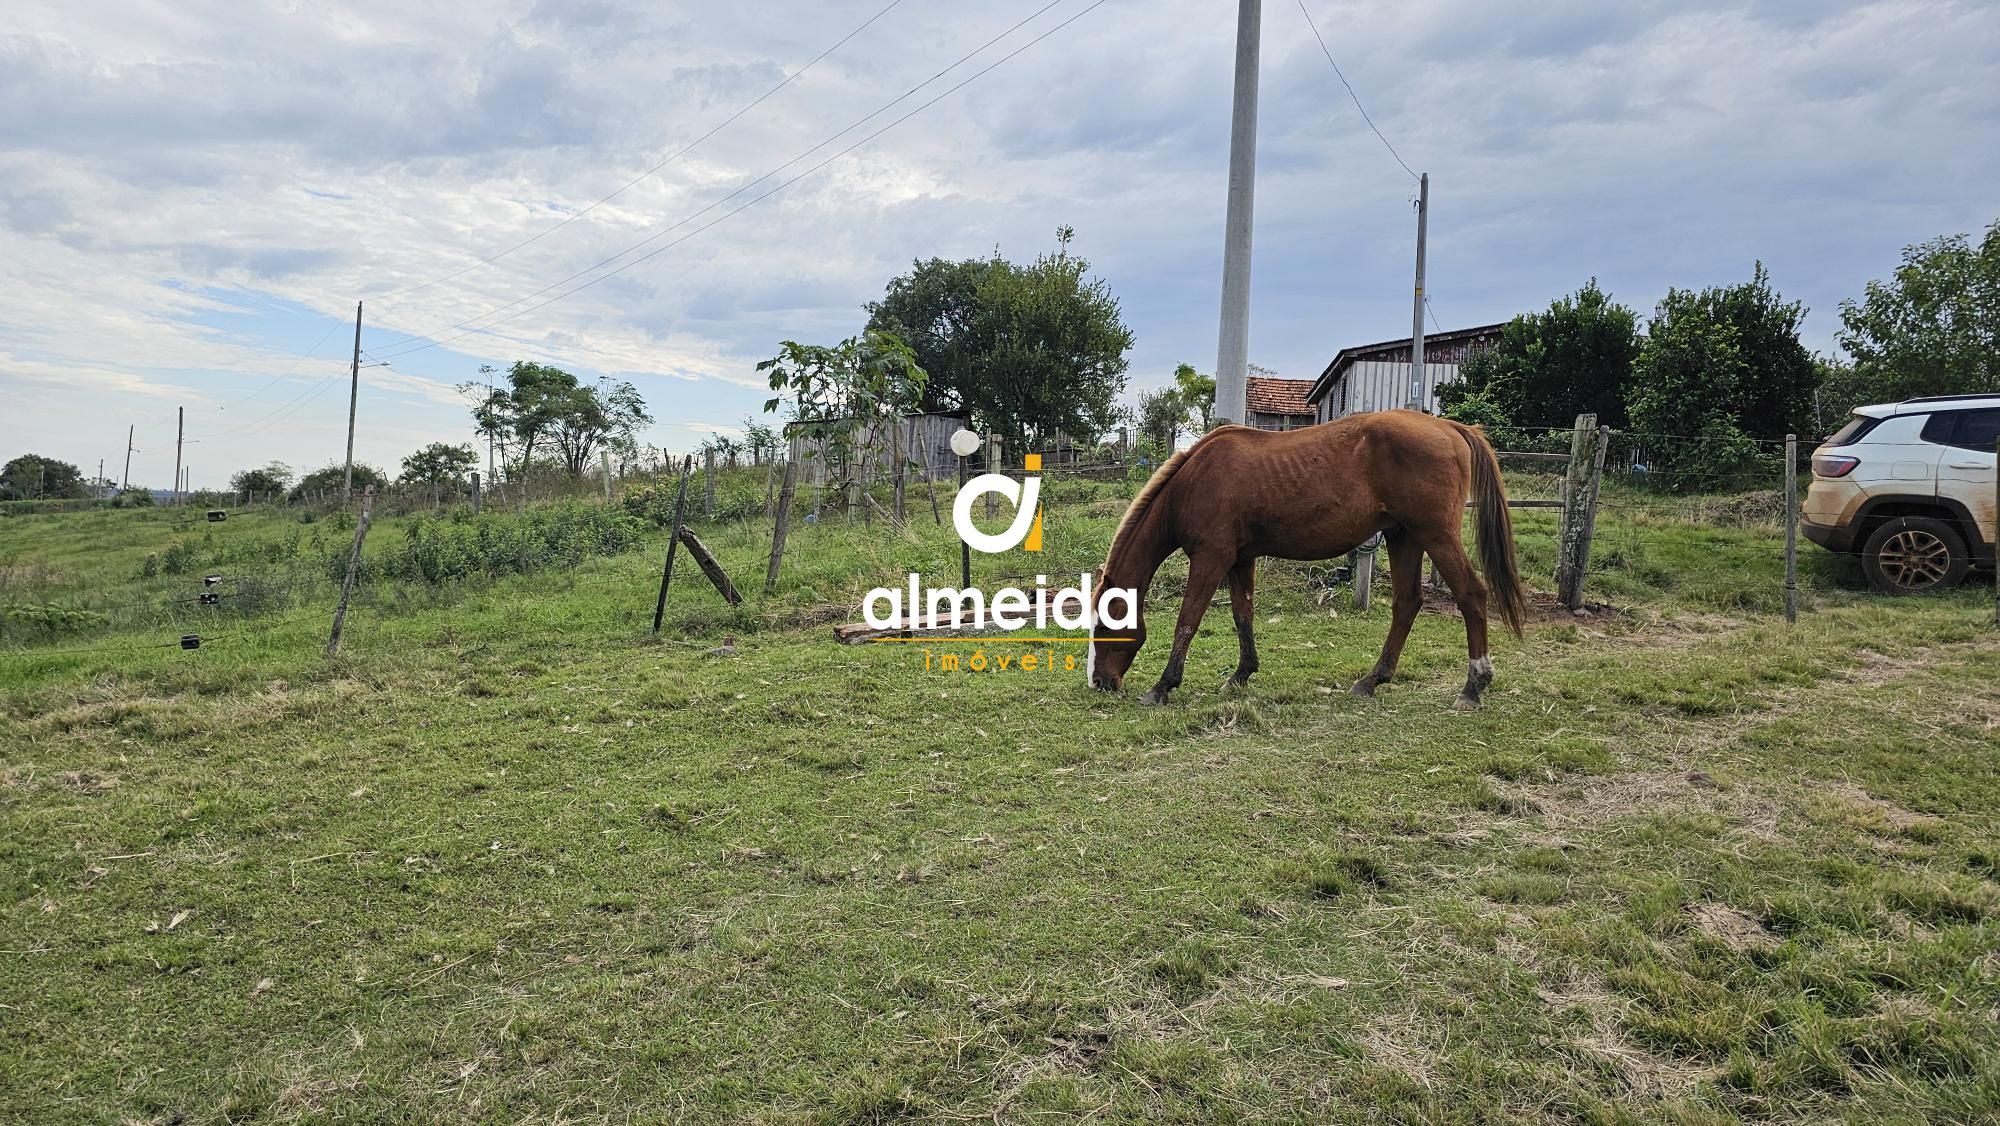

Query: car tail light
[1813,454,1860,478]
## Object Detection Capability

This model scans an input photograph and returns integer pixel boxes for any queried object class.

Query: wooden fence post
[892,415,907,525]
[470,471,481,514]
[765,456,801,596]
[1352,535,1376,611]
[324,485,375,658]
[1557,417,1610,611]
[703,448,717,518]
[651,457,695,634]
[601,450,614,503]
[1555,413,1597,604]
[1784,433,1799,624]
[1992,437,1998,629]
[985,435,1002,519]
[677,527,743,606]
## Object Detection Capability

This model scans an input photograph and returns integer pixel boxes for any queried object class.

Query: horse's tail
[1456,423,1526,636]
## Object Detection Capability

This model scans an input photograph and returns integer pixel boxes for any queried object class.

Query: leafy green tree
[288,463,388,502]
[1438,280,1640,432]
[1174,363,1216,431]
[740,417,781,463]
[1628,264,1813,491]
[865,247,1134,448]
[1835,219,2000,406]
[1136,388,1185,452]
[229,462,293,497]
[399,443,477,485]
[0,454,85,499]
[760,331,927,489]
[461,362,650,500]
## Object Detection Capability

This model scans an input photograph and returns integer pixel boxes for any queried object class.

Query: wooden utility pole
[325,485,375,658]
[343,300,362,504]
[173,407,184,505]
[121,425,135,491]
[1406,172,1429,411]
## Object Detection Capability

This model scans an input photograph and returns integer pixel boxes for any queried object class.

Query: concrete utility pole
[344,300,362,503]
[1406,172,1429,411]
[173,406,184,505]
[121,425,135,491]
[1212,0,1261,427]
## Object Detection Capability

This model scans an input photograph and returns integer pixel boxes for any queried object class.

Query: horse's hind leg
[1225,560,1258,689]
[1352,531,1423,698]
[1426,536,1494,710]
[1142,555,1227,706]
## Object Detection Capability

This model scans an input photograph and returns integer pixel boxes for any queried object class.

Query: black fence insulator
[180,634,202,650]
[205,510,227,522]
[199,592,220,606]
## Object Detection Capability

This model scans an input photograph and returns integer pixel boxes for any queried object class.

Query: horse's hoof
[1350,681,1377,699]
[1139,690,1167,707]
[1453,694,1482,711]
[1220,676,1248,694]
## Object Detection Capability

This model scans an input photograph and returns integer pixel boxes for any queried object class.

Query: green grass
[1,476,1997,1122]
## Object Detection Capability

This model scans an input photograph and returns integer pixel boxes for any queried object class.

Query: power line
[1295,0,1417,182]
[368,0,1097,362]
[213,321,343,413]
[373,0,909,303]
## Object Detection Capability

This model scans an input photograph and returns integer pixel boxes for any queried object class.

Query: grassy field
[2,476,1997,1122]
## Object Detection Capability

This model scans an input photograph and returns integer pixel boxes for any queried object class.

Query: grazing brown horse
[1088,411,1526,709]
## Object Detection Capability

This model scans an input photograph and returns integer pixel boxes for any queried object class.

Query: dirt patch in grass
[1496,770,1780,839]
[1685,902,1777,952]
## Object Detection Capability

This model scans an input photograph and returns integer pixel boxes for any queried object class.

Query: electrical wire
[1296,0,1417,182]
[372,0,907,303]
[213,321,344,413]
[366,0,1099,362]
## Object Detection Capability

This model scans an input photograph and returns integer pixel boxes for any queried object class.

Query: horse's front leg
[1141,557,1228,706]
[1224,559,1258,690]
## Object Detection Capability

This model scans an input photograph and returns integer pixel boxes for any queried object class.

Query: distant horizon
[5,0,1996,489]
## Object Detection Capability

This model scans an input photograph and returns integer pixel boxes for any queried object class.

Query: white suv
[1803,395,1998,593]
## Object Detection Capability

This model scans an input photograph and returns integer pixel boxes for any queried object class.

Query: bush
[362,502,646,584]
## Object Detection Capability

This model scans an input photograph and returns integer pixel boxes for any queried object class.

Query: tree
[229,462,293,497]
[1835,219,2000,407]
[289,462,388,502]
[461,362,651,501]
[740,416,781,464]
[1437,280,1640,432]
[1174,363,1216,432]
[865,245,1134,449]
[1628,264,1814,491]
[1136,388,1185,452]
[399,443,477,485]
[760,330,927,498]
[0,454,85,499]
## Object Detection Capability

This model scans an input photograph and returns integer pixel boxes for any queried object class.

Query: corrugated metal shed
[1306,323,1505,421]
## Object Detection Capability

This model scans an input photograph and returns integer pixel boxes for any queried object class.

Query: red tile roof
[1245,376,1314,417]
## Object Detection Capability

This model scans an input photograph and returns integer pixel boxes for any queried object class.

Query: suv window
[1951,410,2000,452]
[1923,409,2000,451]
[1825,415,1879,446]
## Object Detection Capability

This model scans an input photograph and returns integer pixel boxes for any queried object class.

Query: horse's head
[1086,567,1145,691]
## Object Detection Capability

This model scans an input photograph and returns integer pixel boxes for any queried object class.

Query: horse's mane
[1105,429,1228,567]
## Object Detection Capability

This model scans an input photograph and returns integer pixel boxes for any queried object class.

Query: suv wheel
[1860,516,1970,594]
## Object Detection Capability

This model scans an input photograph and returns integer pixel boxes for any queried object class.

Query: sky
[2,0,1996,490]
